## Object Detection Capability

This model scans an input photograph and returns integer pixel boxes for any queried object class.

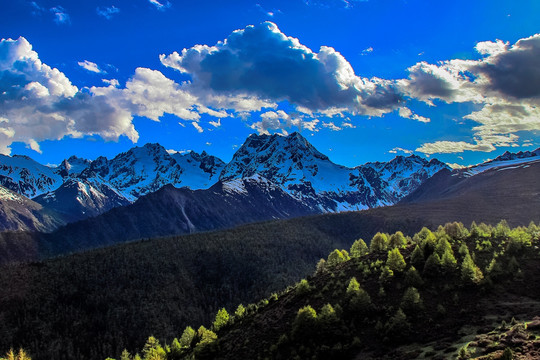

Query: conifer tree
[389,231,407,249]
[401,287,423,312]
[410,245,424,267]
[120,349,132,360]
[423,253,442,276]
[350,239,369,257]
[196,326,217,346]
[461,253,484,284]
[319,304,339,325]
[405,266,424,287]
[213,308,230,331]
[292,306,318,339]
[315,258,327,274]
[370,232,389,252]
[441,248,458,271]
[327,249,347,266]
[142,336,166,360]
[234,304,246,319]
[179,326,196,348]
[387,248,406,272]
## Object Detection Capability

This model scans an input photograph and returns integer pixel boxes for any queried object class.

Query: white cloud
[166,148,189,154]
[0,37,138,154]
[416,140,496,155]
[160,22,402,117]
[389,147,413,154]
[446,163,466,169]
[50,6,70,25]
[322,122,342,131]
[404,33,540,154]
[192,122,203,133]
[102,79,120,87]
[398,107,430,123]
[361,47,373,55]
[209,118,221,128]
[96,6,120,19]
[148,0,171,10]
[78,60,103,74]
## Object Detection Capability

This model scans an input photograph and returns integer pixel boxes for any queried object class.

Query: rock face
[0,185,65,232]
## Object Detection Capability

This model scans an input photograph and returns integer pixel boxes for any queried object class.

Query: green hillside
[112,221,540,360]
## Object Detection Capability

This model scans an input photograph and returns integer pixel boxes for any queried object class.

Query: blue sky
[1,0,539,167]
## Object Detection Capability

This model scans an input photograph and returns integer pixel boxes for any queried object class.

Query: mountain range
[0,132,449,232]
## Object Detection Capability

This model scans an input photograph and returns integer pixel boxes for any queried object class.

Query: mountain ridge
[0,132,449,231]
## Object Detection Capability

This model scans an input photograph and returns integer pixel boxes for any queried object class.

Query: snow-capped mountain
[0,132,449,229]
[33,178,131,221]
[82,143,185,201]
[170,150,226,189]
[56,156,91,178]
[463,147,540,177]
[362,154,448,203]
[220,132,448,211]
[0,154,63,198]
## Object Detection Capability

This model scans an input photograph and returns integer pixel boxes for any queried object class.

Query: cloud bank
[1,24,539,156]
[400,34,540,154]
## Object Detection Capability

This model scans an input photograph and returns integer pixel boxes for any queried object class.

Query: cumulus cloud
[50,6,70,25]
[78,60,103,73]
[402,33,540,154]
[160,22,402,117]
[191,122,203,133]
[96,6,120,19]
[0,37,140,153]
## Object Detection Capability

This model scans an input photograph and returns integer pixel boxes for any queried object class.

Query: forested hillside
[109,221,540,360]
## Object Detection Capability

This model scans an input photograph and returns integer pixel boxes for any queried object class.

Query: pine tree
[346,277,360,294]
[327,249,347,266]
[441,248,458,271]
[405,266,424,287]
[370,232,389,252]
[435,237,453,257]
[319,303,339,325]
[315,258,327,274]
[386,248,406,272]
[169,339,182,359]
[120,349,132,360]
[389,231,407,248]
[385,308,410,336]
[142,336,166,360]
[423,253,442,276]
[292,305,318,339]
[350,239,369,257]
[179,326,196,348]
[410,245,424,267]
[196,326,217,346]
[213,308,230,331]
[401,287,423,312]
[461,253,484,284]
[234,304,246,319]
